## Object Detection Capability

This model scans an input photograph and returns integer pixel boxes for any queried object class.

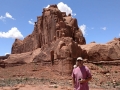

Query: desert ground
[0,62,120,90]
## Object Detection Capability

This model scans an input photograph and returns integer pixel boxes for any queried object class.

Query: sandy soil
[0,63,120,90]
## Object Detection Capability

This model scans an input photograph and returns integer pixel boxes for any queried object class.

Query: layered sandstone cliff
[12,5,85,54]
[1,4,120,75]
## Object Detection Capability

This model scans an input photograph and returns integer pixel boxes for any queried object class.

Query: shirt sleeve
[85,66,92,78]
[72,69,75,78]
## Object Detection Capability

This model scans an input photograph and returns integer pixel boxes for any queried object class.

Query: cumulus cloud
[45,2,76,16]
[28,19,34,25]
[0,27,24,39]
[101,27,107,30]
[79,24,86,35]
[0,12,15,21]
[5,12,15,20]
[57,2,76,16]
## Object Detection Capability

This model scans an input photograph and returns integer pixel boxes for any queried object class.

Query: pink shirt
[72,66,92,90]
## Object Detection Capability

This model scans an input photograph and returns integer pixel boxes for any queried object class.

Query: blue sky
[0,0,120,55]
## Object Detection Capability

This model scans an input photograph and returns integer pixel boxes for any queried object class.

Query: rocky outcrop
[8,4,120,75]
[54,37,82,59]
[10,5,86,74]
[11,4,85,54]
[4,37,83,74]
[81,38,120,62]
[5,48,41,64]
[0,54,10,60]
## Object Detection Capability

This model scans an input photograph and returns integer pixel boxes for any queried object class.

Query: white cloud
[0,16,6,21]
[0,12,15,21]
[28,19,34,25]
[101,27,107,30]
[5,53,10,55]
[46,5,50,8]
[119,33,120,37]
[79,24,86,35]
[45,2,76,16]
[0,27,24,39]
[0,16,5,20]
[5,12,15,20]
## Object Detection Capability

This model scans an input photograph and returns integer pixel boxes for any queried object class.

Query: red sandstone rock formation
[80,38,120,62]
[6,4,120,74]
[11,5,85,54]
[5,48,41,64]
[0,54,10,60]
[3,37,83,74]
[10,5,86,74]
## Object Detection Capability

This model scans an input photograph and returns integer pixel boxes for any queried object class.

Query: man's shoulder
[83,65,88,68]
[82,65,89,70]
[73,67,79,71]
[84,65,90,71]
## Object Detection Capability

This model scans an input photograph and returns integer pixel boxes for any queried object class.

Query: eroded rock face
[5,48,41,64]
[4,4,120,74]
[11,5,86,74]
[11,4,85,54]
[32,37,83,62]
[54,37,82,59]
[80,38,120,62]
[0,54,10,60]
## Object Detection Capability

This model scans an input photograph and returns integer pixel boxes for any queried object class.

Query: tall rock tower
[12,5,86,54]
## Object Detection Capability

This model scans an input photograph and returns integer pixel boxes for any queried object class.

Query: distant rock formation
[81,38,120,62]
[11,4,85,54]
[0,54,10,60]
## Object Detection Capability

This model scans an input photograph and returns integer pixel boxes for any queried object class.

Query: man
[72,57,92,90]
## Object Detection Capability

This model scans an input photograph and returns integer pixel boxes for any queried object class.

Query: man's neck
[79,64,83,67]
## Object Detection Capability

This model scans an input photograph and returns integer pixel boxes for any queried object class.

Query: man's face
[77,60,83,66]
